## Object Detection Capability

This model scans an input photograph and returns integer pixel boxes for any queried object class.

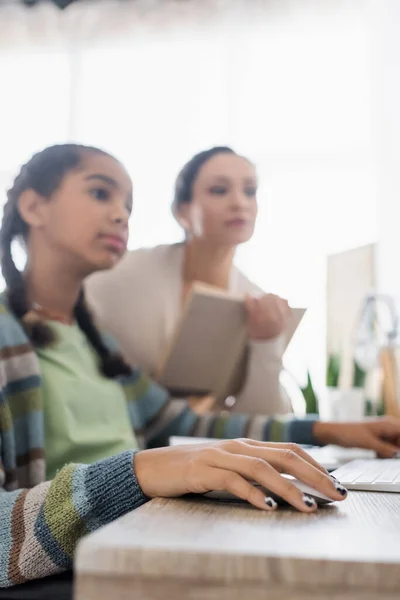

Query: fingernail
[303,494,316,508]
[264,496,277,509]
[330,474,338,482]
[334,483,348,497]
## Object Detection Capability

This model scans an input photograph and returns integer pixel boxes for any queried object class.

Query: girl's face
[21,152,133,275]
[177,153,258,247]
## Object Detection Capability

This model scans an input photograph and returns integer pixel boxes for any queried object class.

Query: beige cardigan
[86,243,291,415]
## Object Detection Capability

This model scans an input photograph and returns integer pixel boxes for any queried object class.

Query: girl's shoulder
[0,293,30,349]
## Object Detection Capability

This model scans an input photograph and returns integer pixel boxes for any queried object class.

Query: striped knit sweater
[0,297,319,588]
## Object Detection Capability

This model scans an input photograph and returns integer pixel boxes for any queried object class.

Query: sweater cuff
[84,450,148,525]
[287,416,321,446]
[249,336,285,361]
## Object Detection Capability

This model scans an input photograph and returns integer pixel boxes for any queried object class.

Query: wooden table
[75,492,400,600]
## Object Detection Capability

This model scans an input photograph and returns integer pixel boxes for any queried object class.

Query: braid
[74,290,131,378]
[0,194,28,318]
[0,166,56,346]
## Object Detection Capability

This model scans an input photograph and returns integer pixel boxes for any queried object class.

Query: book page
[157,285,306,401]
[285,308,306,349]
[157,289,247,396]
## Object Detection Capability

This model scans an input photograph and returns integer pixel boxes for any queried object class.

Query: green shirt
[37,321,137,480]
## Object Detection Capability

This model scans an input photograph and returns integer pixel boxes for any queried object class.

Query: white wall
[372,0,400,302]
[0,0,380,396]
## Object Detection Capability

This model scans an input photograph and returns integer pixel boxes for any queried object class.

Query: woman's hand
[313,417,400,458]
[245,293,291,340]
[188,394,216,414]
[134,439,347,513]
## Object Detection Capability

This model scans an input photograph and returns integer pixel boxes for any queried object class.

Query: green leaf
[364,398,385,416]
[377,399,385,416]
[326,353,340,387]
[364,398,373,416]
[352,360,366,388]
[300,371,319,414]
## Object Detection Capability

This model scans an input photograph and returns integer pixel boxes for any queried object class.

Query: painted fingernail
[330,475,338,482]
[264,496,277,509]
[303,494,316,508]
[334,483,348,497]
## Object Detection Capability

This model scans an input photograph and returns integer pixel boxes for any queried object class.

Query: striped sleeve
[128,372,321,448]
[0,451,147,588]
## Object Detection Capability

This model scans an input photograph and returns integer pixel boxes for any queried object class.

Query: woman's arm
[0,451,147,588]
[127,371,318,448]
[132,371,400,458]
[232,338,291,415]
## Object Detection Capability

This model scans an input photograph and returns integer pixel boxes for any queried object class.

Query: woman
[1,143,399,592]
[86,146,293,415]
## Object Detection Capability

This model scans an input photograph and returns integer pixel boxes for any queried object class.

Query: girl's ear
[18,190,47,229]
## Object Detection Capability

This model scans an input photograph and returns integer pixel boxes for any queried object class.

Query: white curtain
[0,0,377,398]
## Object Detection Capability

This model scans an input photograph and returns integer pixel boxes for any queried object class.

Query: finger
[265,293,280,303]
[211,451,318,512]
[369,437,400,458]
[207,467,278,511]
[244,295,257,315]
[274,302,290,326]
[267,296,290,322]
[261,295,281,313]
[258,447,347,500]
[249,296,264,315]
[374,418,400,440]
[226,440,345,500]
[231,439,329,476]
[256,299,282,323]
[280,301,291,318]
[266,294,289,311]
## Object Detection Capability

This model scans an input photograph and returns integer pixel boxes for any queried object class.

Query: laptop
[332,459,400,492]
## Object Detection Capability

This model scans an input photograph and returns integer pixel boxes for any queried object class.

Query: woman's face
[178,153,258,246]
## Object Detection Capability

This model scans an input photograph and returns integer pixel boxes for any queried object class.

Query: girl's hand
[134,439,347,513]
[313,418,400,458]
[245,293,291,341]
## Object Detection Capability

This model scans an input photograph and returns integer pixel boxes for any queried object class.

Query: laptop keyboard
[333,459,400,491]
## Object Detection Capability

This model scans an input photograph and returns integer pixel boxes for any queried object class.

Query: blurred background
[1,0,399,407]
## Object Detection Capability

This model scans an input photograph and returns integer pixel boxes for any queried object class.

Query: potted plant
[300,371,319,415]
[324,352,366,421]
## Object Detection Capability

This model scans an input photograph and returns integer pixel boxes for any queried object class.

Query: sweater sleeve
[0,451,147,588]
[232,338,292,415]
[129,372,321,449]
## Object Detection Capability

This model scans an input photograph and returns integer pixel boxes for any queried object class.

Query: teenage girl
[1,144,399,589]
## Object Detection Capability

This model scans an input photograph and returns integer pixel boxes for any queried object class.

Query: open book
[156,283,305,407]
